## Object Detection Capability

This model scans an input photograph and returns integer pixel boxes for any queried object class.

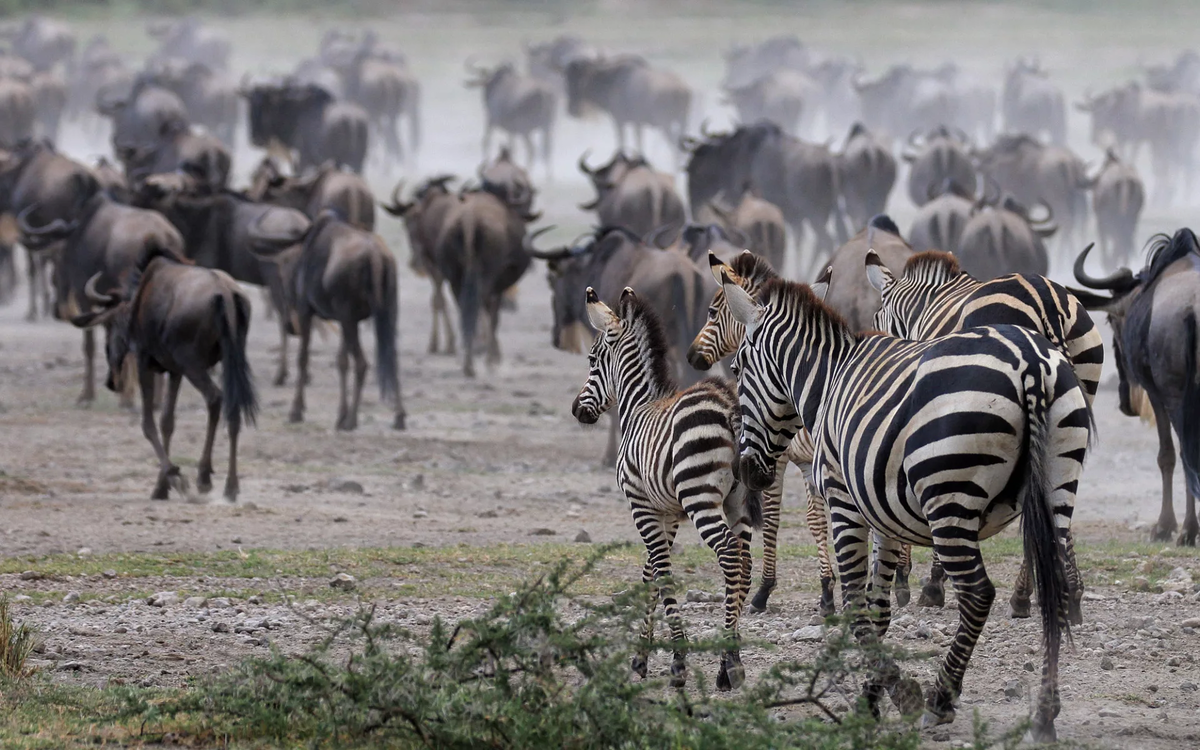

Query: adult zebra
[866,249,1103,624]
[722,274,1090,741]
[571,287,760,691]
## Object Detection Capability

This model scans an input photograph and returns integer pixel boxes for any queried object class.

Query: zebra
[571,286,761,690]
[866,248,1103,625]
[721,273,1090,742]
[687,249,912,616]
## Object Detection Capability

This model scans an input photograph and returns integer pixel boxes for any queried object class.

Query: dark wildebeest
[957,195,1056,280]
[908,178,975,254]
[902,125,975,208]
[526,225,708,465]
[382,176,460,354]
[120,125,232,193]
[0,140,99,321]
[332,41,421,165]
[578,151,685,238]
[251,210,405,431]
[72,248,256,501]
[3,16,75,73]
[91,156,131,203]
[135,174,313,387]
[145,18,231,72]
[248,157,375,231]
[1070,232,1200,546]
[242,81,369,174]
[836,122,895,234]
[525,34,595,94]
[565,55,691,161]
[97,78,188,159]
[141,61,239,146]
[465,60,556,174]
[973,133,1089,255]
[0,76,36,148]
[707,189,787,271]
[684,121,843,276]
[479,146,536,217]
[1001,58,1066,145]
[21,190,186,404]
[723,68,819,136]
[1088,149,1145,269]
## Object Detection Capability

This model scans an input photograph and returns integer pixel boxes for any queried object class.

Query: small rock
[1099,709,1121,718]
[1003,680,1024,698]
[1101,656,1115,670]
[914,622,933,639]
[19,570,42,581]
[1181,681,1197,692]
[413,509,429,519]
[183,596,206,609]
[1132,576,1151,592]
[248,595,262,604]
[1154,591,1183,603]
[101,569,117,579]
[57,661,85,671]
[13,595,30,602]
[685,590,721,603]
[477,509,498,519]
[332,516,349,523]
[330,573,356,591]
[409,474,425,491]
[231,536,242,544]
[574,530,592,543]
[147,591,180,607]
[1023,661,1035,672]
[62,591,80,604]
[791,625,824,642]
[210,621,230,633]
[327,478,364,494]
[76,547,92,557]
[1181,617,1200,629]
[1148,684,1159,693]
[208,597,231,609]
[529,528,556,536]
[1168,656,1183,667]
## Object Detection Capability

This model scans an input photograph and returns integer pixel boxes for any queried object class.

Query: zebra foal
[867,249,1103,624]
[723,273,1090,742]
[571,286,760,690]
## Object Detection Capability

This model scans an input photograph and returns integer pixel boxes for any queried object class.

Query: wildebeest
[67,35,130,127]
[72,247,257,501]
[908,178,975,254]
[1143,50,1200,96]
[242,81,369,174]
[30,69,66,142]
[146,17,231,72]
[1089,149,1144,269]
[814,214,914,331]
[21,189,186,404]
[248,157,375,231]
[853,64,955,139]
[957,195,1055,280]
[721,35,809,90]
[525,34,595,93]
[465,61,556,174]
[902,125,975,208]
[684,121,843,276]
[1070,232,1200,546]
[382,176,461,355]
[479,146,536,217]
[723,68,818,136]
[251,210,405,431]
[3,16,76,73]
[1001,58,1066,145]
[707,190,787,271]
[327,35,421,165]
[836,122,895,234]
[140,61,239,146]
[565,55,691,160]
[0,75,35,148]
[578,151,685,238]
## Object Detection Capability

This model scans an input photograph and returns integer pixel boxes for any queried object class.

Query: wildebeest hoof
[223,478,239,501]
[288,410,304,424]
[630,653,648,679]
[197,470,213,494]
[336,415,357,431]
[76,393,94,407]
[716,653,744,691]
[917,580,945,608]
[889,677,924,718]
[749,578,776,613]
[393,413,407,430]
[1151,520,1178,542]
[1178,526,1198,547]
[1008,596,1032,619]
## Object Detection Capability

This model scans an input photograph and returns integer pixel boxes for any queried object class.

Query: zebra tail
[1022,361,1072,662]
[729,479,763,531]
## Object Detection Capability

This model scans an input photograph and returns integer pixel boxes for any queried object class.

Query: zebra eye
[708,306,717,320]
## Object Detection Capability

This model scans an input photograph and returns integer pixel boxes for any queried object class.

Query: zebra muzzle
[738,448,775,491]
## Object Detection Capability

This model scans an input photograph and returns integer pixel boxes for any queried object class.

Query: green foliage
[0,595,36,681]
[117,546,1014,749]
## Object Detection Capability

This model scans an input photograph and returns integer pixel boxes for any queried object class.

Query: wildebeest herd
[2,14,1200,743]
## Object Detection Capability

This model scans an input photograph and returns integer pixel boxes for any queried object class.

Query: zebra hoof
[894,584,911,608]
[716,653,744,691]
[749,578,776,613]
[919,709,955,730]
[917,580,944,609]
[889,676,924,719]
[1008,596,1032,619]
[669,658,687,689]
[630,654,648,679]
[920,685,956,728]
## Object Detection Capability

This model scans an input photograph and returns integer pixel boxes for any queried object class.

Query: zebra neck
[791,323,856,429]
[614,349,674,428]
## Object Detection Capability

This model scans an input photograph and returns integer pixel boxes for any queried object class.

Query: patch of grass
[0,595,36,680]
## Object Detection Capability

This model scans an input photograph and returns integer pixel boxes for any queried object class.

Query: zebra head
[571,287,620,424]
[688,250,781,370]
[867,249,960,338]
[721,271,805,491]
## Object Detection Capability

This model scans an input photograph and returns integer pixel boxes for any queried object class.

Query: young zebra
[723,274,1090,742]
[572,286,760,691]
[866,249,1103,624]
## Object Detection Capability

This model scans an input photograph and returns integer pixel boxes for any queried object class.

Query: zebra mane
[618,293,677,395]
[1140,228,1199,286]
[902,251,961,284]
[730,251,780,289]
[756,277,853,337]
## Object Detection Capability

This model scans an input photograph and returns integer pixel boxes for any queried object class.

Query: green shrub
[0,595,36,681]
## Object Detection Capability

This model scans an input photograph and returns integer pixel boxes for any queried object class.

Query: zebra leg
[894,544,912,608]
[635,510,686,687]
[799,460,836,616]
[719,510,754,690]
[1008,559,1033,619]
[868,533,924,718]
[1064,529,1084,626]
[918,554,947,608]
[631,558,656,679]
[748,458,786,613]
[922,531,994,730]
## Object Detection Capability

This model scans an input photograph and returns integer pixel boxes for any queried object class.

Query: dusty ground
[2,2,1200,747]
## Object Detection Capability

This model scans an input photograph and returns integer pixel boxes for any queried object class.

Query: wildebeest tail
[215,292,258,433]
[1180,311,1200,499]
[371,250,400,403]
[408,82,422,155]
[458,211,482,374]
[1019,354,1072,666]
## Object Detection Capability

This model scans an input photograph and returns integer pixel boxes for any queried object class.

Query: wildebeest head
[577,149,646,206]
[242,82,333,149]
[563,56,643,118]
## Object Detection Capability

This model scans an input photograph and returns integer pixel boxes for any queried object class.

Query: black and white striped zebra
[722,273,1090,742]
[866,249,1103,623]
[572,286,760,690]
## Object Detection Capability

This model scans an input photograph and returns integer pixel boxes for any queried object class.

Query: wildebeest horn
[17,204,77,245]
[577,149,597,176]
[1072,243,1136,291]
[83,272,116,306]
[699,119,722,140]
[380,181,412,215]
[523,225,570,259]
[679,135,700,152]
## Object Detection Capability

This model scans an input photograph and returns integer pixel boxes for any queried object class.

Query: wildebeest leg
[224,396,241,501]
[481,122,492,161]
[38,255,52,318]
[24,249,39,321]
[485,296,502,369]
[159,373,183,456]
[118,355,137,410]
[140,361,186,500]
[634,123,645,158]
[1180,485,1198,547]
[187,368,222,496]
[337,321,367,432]
[274,310,289,386]
[1148,401,1179,541]
[541,125,554,181]
[289,312,313,424]
[334,326,350,429]
[522,133,536,170]
[78,329,95,405]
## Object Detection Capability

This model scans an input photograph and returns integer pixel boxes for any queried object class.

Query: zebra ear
[811,265,832,301]
[709,251,738,285]
[864,250,893,293]
[720,271,763,335]
[585,287,619,333]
